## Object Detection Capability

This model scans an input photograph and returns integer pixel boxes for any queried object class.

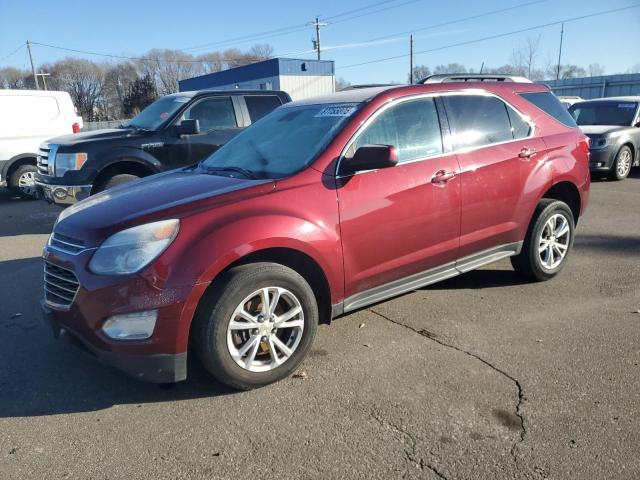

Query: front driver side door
[161,96,244,168]
[337,96,461,307]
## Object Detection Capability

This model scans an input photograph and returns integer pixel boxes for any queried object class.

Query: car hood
[578,125,632,137]
[55,169,275,245]
[48,128,145,147]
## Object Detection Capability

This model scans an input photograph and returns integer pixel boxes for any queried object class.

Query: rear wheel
[608,146,632,181]
[96,173,140,192]
[511,199,575,281]
[193,262,318,390]
[9,164,39,200]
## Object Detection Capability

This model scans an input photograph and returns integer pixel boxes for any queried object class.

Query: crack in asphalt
[369,308,527,470]
[370,411,447,479]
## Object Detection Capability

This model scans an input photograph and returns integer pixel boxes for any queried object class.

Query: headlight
[54,152,88,176]
[591,137,609,150]
[89,219,179,275]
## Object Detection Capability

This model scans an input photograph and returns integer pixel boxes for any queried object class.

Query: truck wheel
[9,164,39,200]
[511,199,575,282]
[193,262,318,390]
[608,146,632,181]
[97,174,140,192]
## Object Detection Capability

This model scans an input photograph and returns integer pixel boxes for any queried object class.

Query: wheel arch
[192,247,333,332]
[4,153,37,183]
[542,181,581,225]
[92,158,157,193]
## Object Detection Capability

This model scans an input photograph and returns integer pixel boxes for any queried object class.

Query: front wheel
[511,199,575,281]
[608,146,632,181]
[193,263,318,390]
[9,164,39,200]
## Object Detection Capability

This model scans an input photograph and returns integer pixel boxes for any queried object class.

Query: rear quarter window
[519,91,577,128]
[245,95,283,122]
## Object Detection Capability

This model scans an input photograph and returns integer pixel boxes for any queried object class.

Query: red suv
[42,75,590,390]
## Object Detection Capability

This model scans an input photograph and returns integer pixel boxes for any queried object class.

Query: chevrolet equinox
[42,76,591,390]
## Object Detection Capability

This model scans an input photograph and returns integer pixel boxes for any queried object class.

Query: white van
[0,90,82,199]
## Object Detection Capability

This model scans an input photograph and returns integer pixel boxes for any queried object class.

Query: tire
[9,164,39,200]
[193,262,318,390]
[608,146,632,181]
[511,199,575,282]
[96,173,140,192]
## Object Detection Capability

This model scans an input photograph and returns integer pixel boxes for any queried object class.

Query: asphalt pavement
[1,171,639,480]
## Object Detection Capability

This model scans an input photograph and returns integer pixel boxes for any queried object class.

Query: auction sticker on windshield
[314,104,359,117]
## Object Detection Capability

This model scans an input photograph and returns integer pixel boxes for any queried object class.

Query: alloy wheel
[226,286,304,372]
[18,170,37,197]
[617,149,632,178]
[538,213,571,270]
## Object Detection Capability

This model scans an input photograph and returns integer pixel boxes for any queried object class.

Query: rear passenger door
[442,94,546,258]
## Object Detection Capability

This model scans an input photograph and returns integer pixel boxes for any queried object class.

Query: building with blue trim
[179,58,335,101]
[541,73,640,100]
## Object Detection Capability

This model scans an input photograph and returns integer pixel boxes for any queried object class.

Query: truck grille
[37,143,56,175]
[44,261,80,307]
[49,233,86,254]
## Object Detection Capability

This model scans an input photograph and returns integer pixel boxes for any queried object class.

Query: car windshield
[124,95,191,130]
[569,101,638,126]
[200,103,360,178]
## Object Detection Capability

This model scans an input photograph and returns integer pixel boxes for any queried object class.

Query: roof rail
[419,74,533,84]
[339,83,399,91]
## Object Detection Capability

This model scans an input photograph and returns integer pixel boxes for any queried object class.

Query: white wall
[279,75,335,101]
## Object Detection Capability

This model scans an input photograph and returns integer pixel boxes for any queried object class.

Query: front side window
[569,101,639,127]
[506,105,532,139]
[351,97,443,163]
[180,97,237,131]
[444,95,514,149]
[201,103,359,178]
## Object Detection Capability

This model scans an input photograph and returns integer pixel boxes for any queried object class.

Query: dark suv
[42,76,590,390]
[35,90,291,205]
[568,96,640,180]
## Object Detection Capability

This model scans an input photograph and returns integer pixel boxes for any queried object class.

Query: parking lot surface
[1,173,639,480]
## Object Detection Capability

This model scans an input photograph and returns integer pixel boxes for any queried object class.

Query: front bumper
[588,147,615,172]
[37,181,92,205]
[43,302,187,382]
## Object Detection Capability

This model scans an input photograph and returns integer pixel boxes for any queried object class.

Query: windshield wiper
[201,166,259,179]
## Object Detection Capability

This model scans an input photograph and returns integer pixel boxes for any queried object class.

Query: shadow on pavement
[0,189,59,237]
[574,233,640,255]
[425,268,530,291]
[0,256,236,418]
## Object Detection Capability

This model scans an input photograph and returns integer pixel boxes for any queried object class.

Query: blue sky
[1,0,639,84]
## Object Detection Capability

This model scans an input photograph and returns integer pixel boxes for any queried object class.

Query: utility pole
[26,40,40,90]
[311,17,327,60]
[36,71,51,90]
[409,35,414,84]
[556,23,564,81]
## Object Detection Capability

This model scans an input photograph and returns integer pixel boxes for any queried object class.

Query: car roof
[286,82,547,107]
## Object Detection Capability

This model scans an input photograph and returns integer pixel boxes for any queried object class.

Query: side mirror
[344,144,398,174]
[176,119,200,136]
[634,121,640,128]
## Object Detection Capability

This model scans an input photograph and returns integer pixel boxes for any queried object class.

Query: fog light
[102,310,158,340]
[53,188,67,200]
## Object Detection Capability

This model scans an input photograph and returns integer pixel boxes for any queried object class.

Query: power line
[337,4,640,70]
[0,42,26,63]
[328,0,423,26]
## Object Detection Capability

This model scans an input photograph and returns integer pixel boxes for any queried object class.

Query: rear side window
[245,95,282,122]
[519,92,577,128]
[352,97,443,164]
[443,95,513,149]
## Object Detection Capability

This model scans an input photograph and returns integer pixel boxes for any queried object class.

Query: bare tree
[103,62,138,119]
[511,34,541,79]
[0,67,31,89]
[248,44,274,61]
[409,65,431,83]
[627,63,640,74]
[335,77,351,91]
[587,63,605,77]
[433,63,467,74]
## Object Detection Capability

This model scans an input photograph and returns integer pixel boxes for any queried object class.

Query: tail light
[72,122,80,134]
[578,135,590,158]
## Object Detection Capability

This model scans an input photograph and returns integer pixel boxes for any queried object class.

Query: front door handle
[431,170,456,184]
[518,147,537,159]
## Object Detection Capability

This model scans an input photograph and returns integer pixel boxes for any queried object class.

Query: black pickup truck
[35,89,291,205]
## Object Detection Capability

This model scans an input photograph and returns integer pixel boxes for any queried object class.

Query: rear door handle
[518,147,537,159]
[431,169,456,184]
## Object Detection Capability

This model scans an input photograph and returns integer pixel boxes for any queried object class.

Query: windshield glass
[125,95,191,130]
[569,101,638,126]
[200,103,360,178]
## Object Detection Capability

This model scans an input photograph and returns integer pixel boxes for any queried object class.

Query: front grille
[49,233,86,254]
[44,261,80,307]
[37,144,50,175]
